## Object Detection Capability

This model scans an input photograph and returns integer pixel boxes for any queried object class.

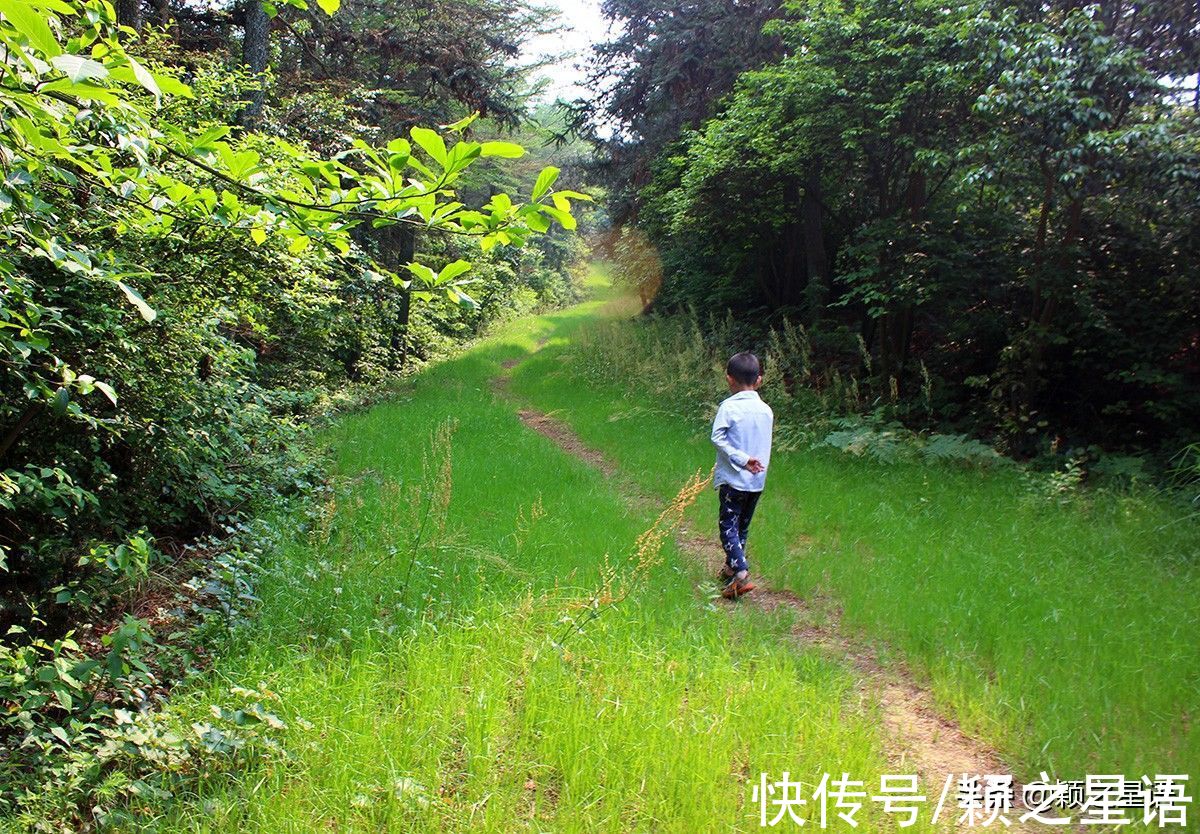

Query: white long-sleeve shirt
[711,390,773,492]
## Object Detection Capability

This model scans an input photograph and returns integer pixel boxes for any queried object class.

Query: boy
[711,351,773,599]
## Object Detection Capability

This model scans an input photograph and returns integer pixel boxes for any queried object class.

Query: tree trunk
[755,259,782,308]
[874,306,915,396]
[1030,156,1055,322]
[800,164,829,322]
[116,0,142,31]
[894,303,914,384]
[150,0,170,29]
[377,224,417,370]
[871,168,927,393]
[239,1,270,129]
[0,403,42,463]
[904,169,927,220]
[1014,161,1066,424]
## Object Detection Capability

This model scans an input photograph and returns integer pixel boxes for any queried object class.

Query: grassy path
[511,267,1200,783]
[159,272,926,832]
[151,265,1198,831]
[500,382,1036,832]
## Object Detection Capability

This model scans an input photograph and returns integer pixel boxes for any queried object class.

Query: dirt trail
[499,374,1038,831]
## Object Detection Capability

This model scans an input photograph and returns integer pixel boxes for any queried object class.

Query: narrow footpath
[494,358,1036,833]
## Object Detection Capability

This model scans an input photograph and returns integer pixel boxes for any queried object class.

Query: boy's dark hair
[726,352,762,386]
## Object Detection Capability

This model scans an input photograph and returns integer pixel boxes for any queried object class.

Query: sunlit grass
[174,601,895,833]
[147,270,917,832]
[511,276,1200,780]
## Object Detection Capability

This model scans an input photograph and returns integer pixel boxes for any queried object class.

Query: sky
[521,0,612,103]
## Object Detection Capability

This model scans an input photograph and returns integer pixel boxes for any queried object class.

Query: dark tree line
[584,0,1200,458]
[573,0,784,224]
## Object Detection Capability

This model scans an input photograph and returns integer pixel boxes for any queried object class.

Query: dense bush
[567,310,1194,503]
[0,1,589,642]
[0,513,298,829]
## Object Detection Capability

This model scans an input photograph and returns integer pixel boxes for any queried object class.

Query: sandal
[721,578,756,599]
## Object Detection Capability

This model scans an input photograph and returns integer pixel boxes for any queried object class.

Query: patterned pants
[718,485,762,574]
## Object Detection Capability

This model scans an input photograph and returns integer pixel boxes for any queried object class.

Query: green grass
[143,275,917,832]
[511,270,1200,781]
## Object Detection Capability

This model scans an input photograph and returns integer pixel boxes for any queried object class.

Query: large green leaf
[116,281,156,322]
[481,141,525,159]
[39,78,119,105]
[436,259,472,285]
[110,63,192,99]
[50,54,107,83]
[92,380,117,405]
[405,262,438,287]
[531,166,560,201]
[445,141,481,174]
[26,0,76,14]
[190,125,232,152]
[410,127,448,168]
[0,0,61,56]
[150,69,191,97]
[447,287,479,309]
[539,204,576,230]
[127,55,161,99]
[441,112,479,132]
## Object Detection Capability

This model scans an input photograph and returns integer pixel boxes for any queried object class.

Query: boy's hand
[746,458,765,474]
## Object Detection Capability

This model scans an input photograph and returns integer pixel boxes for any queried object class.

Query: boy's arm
[711,407,750,469]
